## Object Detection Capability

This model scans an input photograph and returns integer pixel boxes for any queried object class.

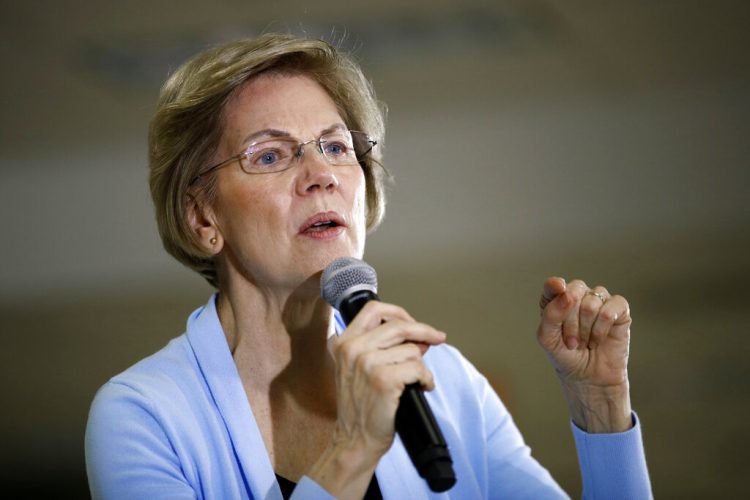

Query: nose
[295,145,340,195]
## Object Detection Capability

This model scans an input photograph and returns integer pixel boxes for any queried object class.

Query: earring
[209,236,217,245]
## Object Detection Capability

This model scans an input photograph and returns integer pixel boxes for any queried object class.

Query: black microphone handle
[337,290,456,493]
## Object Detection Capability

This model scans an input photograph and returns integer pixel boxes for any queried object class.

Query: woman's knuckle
[581,300,598,314]
[353,351,371,373]
[599,309,616,322]
[570,279,587,289]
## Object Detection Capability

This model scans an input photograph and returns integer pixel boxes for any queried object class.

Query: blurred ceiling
[0,1,748,303]
[2,0,748,158]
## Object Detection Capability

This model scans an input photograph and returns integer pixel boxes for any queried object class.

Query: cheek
[214,177,286,239]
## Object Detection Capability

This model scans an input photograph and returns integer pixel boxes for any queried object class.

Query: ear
[186,192,223,255]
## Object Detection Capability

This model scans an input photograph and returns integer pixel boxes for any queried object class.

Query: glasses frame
[189,130,377,186]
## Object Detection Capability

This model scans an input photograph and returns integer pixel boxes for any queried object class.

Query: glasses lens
[239,139,297,174]
[320,131,357,166]
[237,132,375,174]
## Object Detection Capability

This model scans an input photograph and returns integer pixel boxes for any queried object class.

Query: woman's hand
[537,277,633,433]
[330,301,446,453]
[308,301,446,498]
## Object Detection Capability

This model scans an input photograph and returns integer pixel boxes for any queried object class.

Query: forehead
[220,73,344,148]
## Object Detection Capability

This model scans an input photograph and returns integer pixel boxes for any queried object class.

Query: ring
[586,290,607,303]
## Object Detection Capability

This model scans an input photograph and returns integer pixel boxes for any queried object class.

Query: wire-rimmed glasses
[190,130,377,185]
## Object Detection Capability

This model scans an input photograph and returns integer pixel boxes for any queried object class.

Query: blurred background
[1,0,749,498]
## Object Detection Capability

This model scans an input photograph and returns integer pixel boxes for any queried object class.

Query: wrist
[561,381,632,433]
[306,429,383,499]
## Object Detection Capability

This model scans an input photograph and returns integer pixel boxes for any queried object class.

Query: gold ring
[586,290,606,303]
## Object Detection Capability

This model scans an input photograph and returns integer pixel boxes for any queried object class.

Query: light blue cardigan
[85,295,651,499]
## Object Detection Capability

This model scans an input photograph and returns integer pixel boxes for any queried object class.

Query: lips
[298,211,347,234]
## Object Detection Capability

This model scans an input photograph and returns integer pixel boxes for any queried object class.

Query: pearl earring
[209,237,217,245]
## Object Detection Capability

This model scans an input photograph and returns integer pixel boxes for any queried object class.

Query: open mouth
[299,211,346,234]
[308,220,339,231]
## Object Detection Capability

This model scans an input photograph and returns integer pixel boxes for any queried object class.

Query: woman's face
[206,73,367,291]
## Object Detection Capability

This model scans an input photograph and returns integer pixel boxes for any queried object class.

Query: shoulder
[85,334,217,485]
[91,295,220,415]
[87,335,197,433]
[86,295,228,449]
[95,335,198,405]
[85,335,214,498]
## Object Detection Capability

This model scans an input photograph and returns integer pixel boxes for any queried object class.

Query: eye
[321,133,357,160]
[257,150,280,165]
[249,143,291,168]
[324,141,347,156]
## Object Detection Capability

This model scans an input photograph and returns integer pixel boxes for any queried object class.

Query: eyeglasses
[190,130,377,185]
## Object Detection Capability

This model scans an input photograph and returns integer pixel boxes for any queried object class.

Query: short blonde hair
[149,33,388,288]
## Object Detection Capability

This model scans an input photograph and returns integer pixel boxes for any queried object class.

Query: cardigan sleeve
[572,414,653,499]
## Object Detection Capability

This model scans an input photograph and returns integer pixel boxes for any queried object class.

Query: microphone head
[320,257,378,310]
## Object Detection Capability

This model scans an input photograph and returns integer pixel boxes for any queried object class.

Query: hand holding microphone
[321,257,456,492]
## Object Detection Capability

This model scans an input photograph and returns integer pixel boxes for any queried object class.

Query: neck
[216,272,337,395]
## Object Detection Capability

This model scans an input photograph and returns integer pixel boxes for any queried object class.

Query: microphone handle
[337,291,456,492]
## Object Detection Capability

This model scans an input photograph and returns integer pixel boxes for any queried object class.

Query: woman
[86,33,651,499]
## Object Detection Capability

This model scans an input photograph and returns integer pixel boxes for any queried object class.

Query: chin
[286,239,364,285]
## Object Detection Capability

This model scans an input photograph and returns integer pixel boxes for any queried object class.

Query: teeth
[309,221,335,230]
[303,216,341,232]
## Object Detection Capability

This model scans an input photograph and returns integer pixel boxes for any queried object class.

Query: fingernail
[565,337,578,350]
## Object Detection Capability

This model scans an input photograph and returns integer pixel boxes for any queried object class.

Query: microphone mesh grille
[320,257,378,308]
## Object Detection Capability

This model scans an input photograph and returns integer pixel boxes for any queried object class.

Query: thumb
[537,291,574,348]
[539,276,566,309]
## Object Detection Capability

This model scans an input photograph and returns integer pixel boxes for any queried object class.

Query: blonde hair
[149,33,388,288]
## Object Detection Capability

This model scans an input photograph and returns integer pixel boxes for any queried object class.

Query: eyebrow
[239,128,289,146]
[239,123,348,147]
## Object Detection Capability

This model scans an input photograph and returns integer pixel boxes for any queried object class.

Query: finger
[355,342,424,381]
[591,295,631,346]
[559,280,589,349]
[345,301,415,335]
[355,319,446,351]
[539,276,566,310]
[334,320,446,369]
[561,301,581,349]
[579,285,609,345]
[613,297,632,325]
[372,360,436,394]
[537,290,575,348]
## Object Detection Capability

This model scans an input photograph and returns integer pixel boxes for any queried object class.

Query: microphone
[321,257,456,492]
